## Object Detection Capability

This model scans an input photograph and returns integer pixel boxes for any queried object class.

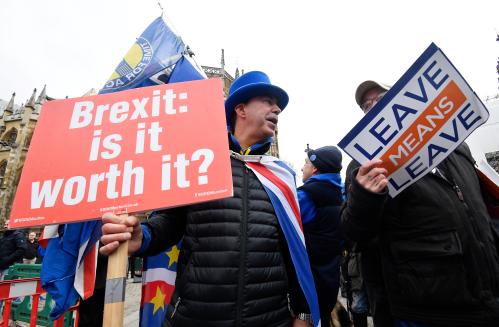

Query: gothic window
[2,128,18,146]
[0,160,7,187]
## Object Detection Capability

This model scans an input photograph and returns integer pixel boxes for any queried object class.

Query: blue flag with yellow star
[139,243,181,327]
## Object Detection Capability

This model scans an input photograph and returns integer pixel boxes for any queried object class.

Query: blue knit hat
[224,71,289,128]
[307,146,342,173]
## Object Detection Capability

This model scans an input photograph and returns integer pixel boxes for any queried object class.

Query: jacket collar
[305,173,343,190]
[228,133,272,155]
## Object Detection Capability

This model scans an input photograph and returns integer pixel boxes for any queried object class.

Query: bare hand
[292,318,312,327]
[356,159,388,193]
[100,213,143,256]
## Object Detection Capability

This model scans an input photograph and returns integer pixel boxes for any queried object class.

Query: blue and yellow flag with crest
[99,17,204,94]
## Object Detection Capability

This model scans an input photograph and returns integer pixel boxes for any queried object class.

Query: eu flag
[139,243,180,327]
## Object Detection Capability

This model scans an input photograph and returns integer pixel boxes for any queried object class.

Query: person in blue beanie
[298,145,345,326]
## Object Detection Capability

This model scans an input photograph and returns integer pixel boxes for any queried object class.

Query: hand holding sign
[100,213,143,256]
[356,159,388,193]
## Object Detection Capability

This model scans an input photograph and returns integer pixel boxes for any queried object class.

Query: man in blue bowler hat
[100,71,314,326]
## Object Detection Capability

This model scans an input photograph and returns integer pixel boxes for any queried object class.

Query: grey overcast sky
[1,0,498,179]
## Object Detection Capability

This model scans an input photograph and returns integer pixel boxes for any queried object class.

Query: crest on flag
[104,37,154,90]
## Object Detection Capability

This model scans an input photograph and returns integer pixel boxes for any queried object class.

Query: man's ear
[312,166,319,175]
[234,103,246,118]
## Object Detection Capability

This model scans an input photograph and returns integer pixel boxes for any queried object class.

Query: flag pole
[158,2,164,17]
[103,213,129,327]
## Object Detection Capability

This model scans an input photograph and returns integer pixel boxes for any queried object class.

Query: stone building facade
[0,86,52,225]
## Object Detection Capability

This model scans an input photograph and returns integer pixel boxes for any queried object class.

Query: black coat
[344,160,385,286]
[298,179,344,322]
[341,144,499,326]
[24,240,39,260]
[142,154,307,327]
[0,230,27,269]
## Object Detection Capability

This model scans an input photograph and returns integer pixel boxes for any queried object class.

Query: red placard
[9,78,233,228]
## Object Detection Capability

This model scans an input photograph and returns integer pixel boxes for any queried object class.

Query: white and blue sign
[338,43,489,196]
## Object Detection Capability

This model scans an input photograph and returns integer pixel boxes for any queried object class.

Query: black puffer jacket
[142,153,306,327]
[0,229,27,269]
[341,144,499,326]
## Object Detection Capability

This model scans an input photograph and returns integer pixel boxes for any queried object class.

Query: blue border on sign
[337,42,439,150]
[438,48,490,118]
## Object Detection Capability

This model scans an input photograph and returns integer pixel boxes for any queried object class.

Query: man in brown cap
[342,81,392,327]
[342,79,499,327]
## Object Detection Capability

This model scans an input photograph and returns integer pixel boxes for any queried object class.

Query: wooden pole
[103,214,130,327]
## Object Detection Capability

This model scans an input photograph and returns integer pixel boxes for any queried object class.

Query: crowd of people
[0,220,42,275]
[0,219,42,320]
[1,70,499,327]
[98,70,499,327]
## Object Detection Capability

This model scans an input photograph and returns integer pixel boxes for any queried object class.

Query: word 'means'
[69,88,189,129]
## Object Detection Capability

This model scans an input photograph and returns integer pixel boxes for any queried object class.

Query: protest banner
[9,78,233,228]
[338,43,490,196]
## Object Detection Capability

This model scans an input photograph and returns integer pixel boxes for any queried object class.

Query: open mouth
[267,117,278,125]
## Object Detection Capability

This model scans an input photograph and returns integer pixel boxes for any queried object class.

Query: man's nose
[272,105,282,114]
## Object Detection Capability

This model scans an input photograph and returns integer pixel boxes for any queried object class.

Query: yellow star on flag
[165,245,180,268]
[150,286,166,314]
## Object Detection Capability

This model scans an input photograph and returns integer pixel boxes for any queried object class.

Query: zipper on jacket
[453,185,464,201]
[171,296,181,319]
[236,166,250,326]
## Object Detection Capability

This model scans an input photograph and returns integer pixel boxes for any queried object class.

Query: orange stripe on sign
[380,80,466,176]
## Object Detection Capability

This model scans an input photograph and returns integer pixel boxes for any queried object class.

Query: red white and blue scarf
[234,152,321,327]
[140,151,321,327]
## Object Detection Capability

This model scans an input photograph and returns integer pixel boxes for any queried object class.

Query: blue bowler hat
[224,71,289,128]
